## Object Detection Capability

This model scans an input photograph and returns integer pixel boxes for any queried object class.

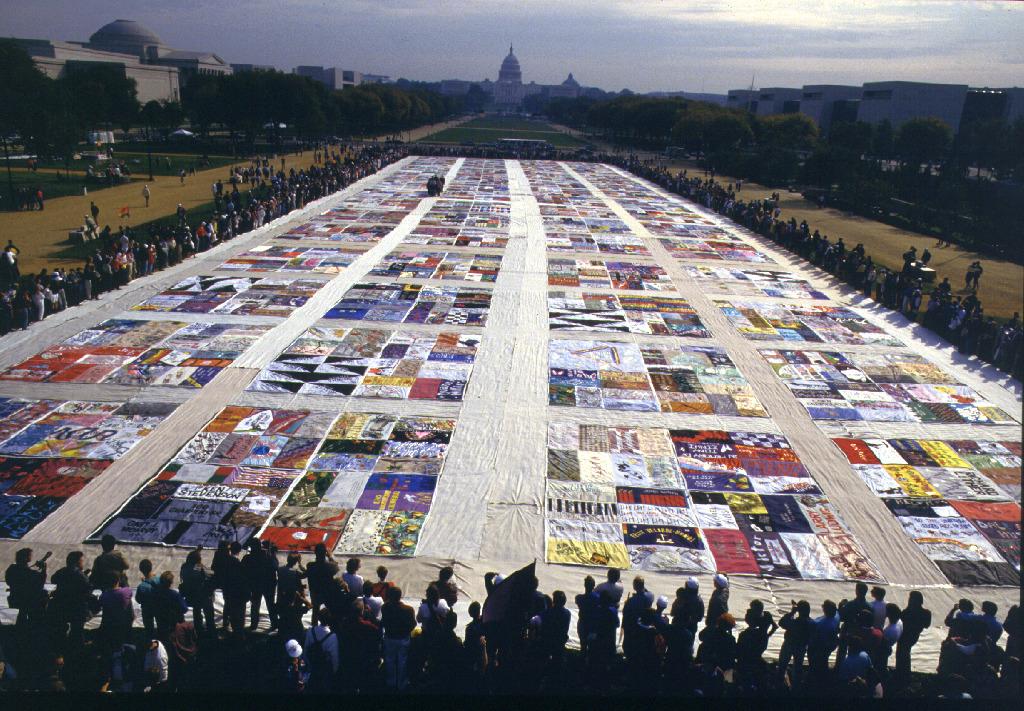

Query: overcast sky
[3,0,1022,93]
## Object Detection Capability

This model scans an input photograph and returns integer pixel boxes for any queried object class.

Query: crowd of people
[0,142,405,338]
[2,542,1019,698]
[609,156,1024,379]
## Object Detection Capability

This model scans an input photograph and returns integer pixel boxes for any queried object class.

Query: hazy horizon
[2,0,1022,94]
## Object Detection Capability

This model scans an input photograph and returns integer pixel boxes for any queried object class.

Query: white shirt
[595,580,625,607]
[362,594,383,622]
[883,619,903,646]
[143,641,168,684]
[304,624,340,673]
[871,600,887,629]
[341,572,364,594]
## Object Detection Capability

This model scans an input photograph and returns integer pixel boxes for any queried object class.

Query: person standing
[381,586,416,691]
[220,542,247,638]
[142,184,150,207]
[706,574,730,627]
[90,534,129,590]
[836,582,871,665]
[179,549,216,637]
[4,548,49,633]
[778,600,813,686]
[153,571,188,641]
[305,544,338,627]
[807,600,841,676]
[341,558,364,596]
[301,608,339,693]
[575,575,599,656]
[895,590,930,681]
[98,576,135,652]
[594,568,624,608]
[136,559,160,639]
[50,551,95,648]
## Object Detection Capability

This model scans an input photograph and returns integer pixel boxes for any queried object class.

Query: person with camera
[5,548,50,633]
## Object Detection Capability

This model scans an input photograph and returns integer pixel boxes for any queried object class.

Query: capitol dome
[498,45,522,84]
[88,19,164,56]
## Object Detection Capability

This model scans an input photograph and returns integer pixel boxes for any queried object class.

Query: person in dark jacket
[737,599,777,669]
[241,539,278,630]
[220,542,247,637]
[50,551,96,647]
[179,550,216,637]
[895,590,931,681]
[153,571,188,640]
[836,582,871,665]
[381,586,416,691]
[697,612,738,695]
[338,599,381,692]
[89,535,129,590]
[778,600,813,685]
[706,573,730,627]
[575,576,599,656]
[538,590,571,671]
[4,547,48,632]
[305,543,339,627]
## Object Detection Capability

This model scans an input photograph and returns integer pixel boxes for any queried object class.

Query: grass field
[419,117,587,148]
[668,160,1024,321]
[1,169,139,204]
[8,152,237,177]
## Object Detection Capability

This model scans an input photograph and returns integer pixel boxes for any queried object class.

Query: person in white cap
[283,638,309,692]
[706,573,730,627]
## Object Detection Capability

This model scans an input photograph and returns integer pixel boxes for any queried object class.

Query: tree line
[0,39,462,161]
[539,94,1024,257]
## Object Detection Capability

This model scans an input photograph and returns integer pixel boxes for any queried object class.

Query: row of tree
[0,39,461,163]
[537,93,1024,256]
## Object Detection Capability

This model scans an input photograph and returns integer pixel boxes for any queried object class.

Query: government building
[441,45,601,111]
[9,19,232,105]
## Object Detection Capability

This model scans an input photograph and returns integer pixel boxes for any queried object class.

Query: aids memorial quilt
[325,282,492,326]
[547,259,672,290]
[831,437,1020,586]
[0,399,175,539]
[218,246,363,274]
[548,292,709,338]
[684,266,829,300]
[548,339,766,416]
[370,251,502,283]
[0,319,270,388]
[90,406,332,547]
[249,327,480,400]
[402,226,509,249]
[131,275,324,316]
[545,422,879,580]
[716,300,903,346]
[759,349,1016,424]
[263,412,456,555]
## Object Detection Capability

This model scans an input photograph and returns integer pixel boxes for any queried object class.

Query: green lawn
[0,169,138,206]
[460,117,555,131]
[419,120,586,148]
[7,151,237,177]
